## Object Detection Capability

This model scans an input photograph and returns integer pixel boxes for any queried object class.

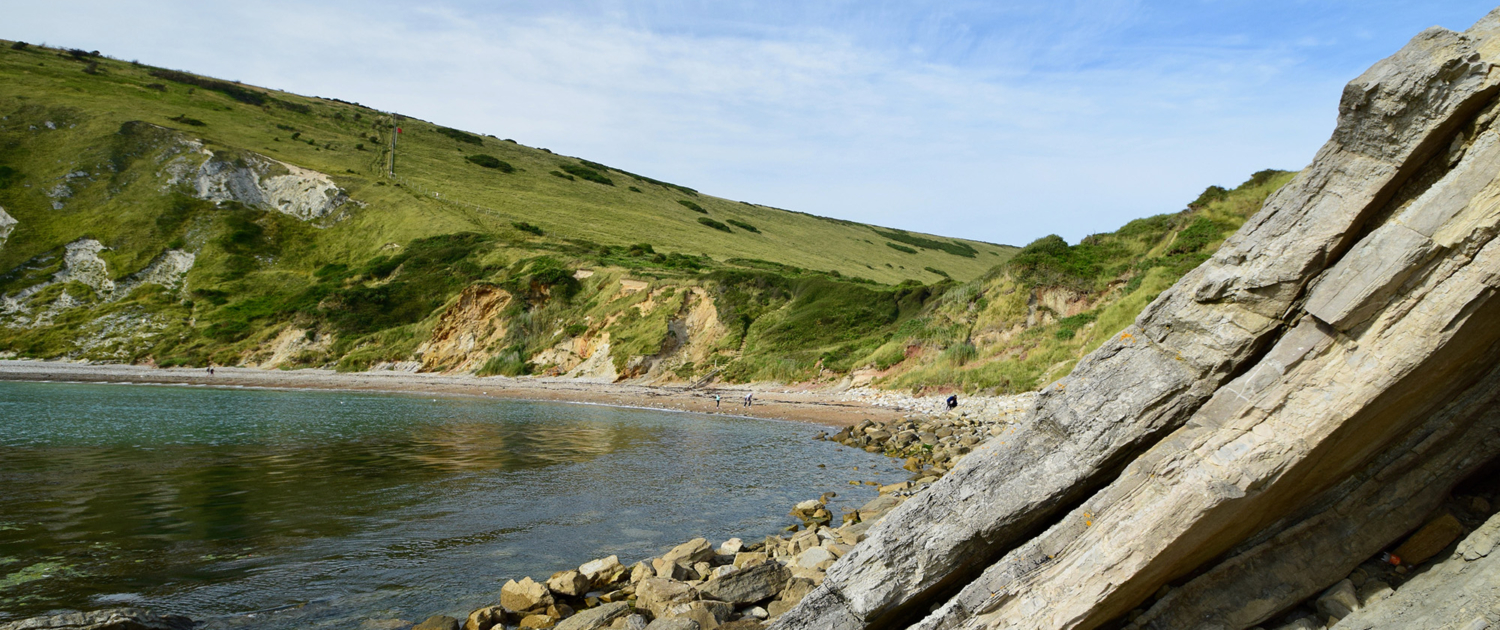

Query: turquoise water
[0,381,905,627]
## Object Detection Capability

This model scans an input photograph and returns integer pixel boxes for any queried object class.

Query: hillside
[0,42,1020,378]
[0,41,1291,389]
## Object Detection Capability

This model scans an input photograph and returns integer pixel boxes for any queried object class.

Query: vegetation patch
[872,228,978,258]
[559,163,614,186]
[678,200,707,214]
[465,154,514,172]
[512,221,544,236]
[437,127,484,145]
[887,242,917,254]
[726,219,760,233]
[698,218,733,233]
[148,68,267,106]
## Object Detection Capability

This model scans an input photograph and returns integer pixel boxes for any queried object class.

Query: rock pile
[441,489,916,630]
[819,411,1014,476]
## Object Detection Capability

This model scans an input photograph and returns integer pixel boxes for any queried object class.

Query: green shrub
[628,243,655,256]
[466,154,514,172]
[887,242,916,254]
[678,200,707,213]
[941,342,978,366]
[10,41,29,51]
[167,114,206,127]
[1054,311,1098,341]
[726,219,760,233]
[628,186,643,193]
[550,170,575,181]
[0,166,20,189]
[437,126,484,145]
[924,267,950,278]
[149,68,268,106]
[698,217,732,233]
[512,221,544,236]
[1189,185,1229,209]
[559,163,613,185]
[872,228,977,257]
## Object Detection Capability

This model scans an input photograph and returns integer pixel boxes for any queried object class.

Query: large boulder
[698,561,791,604]
[636,578,697,618]
[578,555,625,587]
[553,602,630,630]
[501,576,555,613]
[772,8,1500,630]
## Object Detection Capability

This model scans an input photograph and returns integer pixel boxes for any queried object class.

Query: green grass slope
[0,42,1015,376]
[0,43,1011,285]
[861,170,1297,393]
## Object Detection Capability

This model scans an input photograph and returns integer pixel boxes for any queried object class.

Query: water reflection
[0,382,906,627]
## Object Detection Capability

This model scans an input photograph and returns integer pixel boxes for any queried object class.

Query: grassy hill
[0,42,1293,389]
[0,43,1010,285]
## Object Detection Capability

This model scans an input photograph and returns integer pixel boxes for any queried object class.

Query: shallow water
[0,381,906,627]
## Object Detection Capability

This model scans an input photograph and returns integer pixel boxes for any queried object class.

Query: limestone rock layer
[771,8,1500,630]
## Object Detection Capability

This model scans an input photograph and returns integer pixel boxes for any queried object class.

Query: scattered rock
[580,556,625,586]
[414,615,461,630]
[1393,513,1466,566]
[464,606,508,630]
[519,615,557,629]
[554,602,631,630]
[501,576,555,613]
[1314,579,1359,620]
[549,570,592,597]
[699,561,791,603]
[642,619,700,630]
[636,578,696,618]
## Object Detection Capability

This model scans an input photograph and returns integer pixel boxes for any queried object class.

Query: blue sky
[4,1,1497,245]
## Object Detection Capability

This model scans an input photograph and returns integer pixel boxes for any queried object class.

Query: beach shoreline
[0,360,914,427]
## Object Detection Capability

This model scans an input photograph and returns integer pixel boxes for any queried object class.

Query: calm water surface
[0,381,905,627]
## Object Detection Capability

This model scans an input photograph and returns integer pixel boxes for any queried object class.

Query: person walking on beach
[715,394,721,408]
[744,391,753,407]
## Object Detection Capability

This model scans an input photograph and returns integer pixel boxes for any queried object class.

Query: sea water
[0,381,906,627]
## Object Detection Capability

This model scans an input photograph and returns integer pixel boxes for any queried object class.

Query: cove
[0,380,907,628]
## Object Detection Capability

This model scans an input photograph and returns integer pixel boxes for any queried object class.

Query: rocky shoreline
[406,401,1022,630]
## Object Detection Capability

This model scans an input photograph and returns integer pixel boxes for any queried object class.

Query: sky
[4,1,1498,246]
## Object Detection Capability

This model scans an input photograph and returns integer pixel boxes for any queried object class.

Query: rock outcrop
[163,140,348,221]
[0,206,15,250]
[772,9,1500,630]
[1,240,194,319]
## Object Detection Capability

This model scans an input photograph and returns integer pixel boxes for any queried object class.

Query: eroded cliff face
[416,284,512,373]
[773,10,1500,630]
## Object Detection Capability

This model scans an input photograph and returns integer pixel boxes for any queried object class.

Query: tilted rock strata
[1125,353,1500,629]
[774,9,1500,630]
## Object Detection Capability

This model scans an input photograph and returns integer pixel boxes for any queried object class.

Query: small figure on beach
[744,391,753,407]
[715,394,721,408]
[946,394,957,410]
[207,366,215,376]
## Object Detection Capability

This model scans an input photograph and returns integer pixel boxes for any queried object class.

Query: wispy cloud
[4,1,1497,244]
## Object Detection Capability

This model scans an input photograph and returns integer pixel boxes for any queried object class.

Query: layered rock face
[773,10,1500,630]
